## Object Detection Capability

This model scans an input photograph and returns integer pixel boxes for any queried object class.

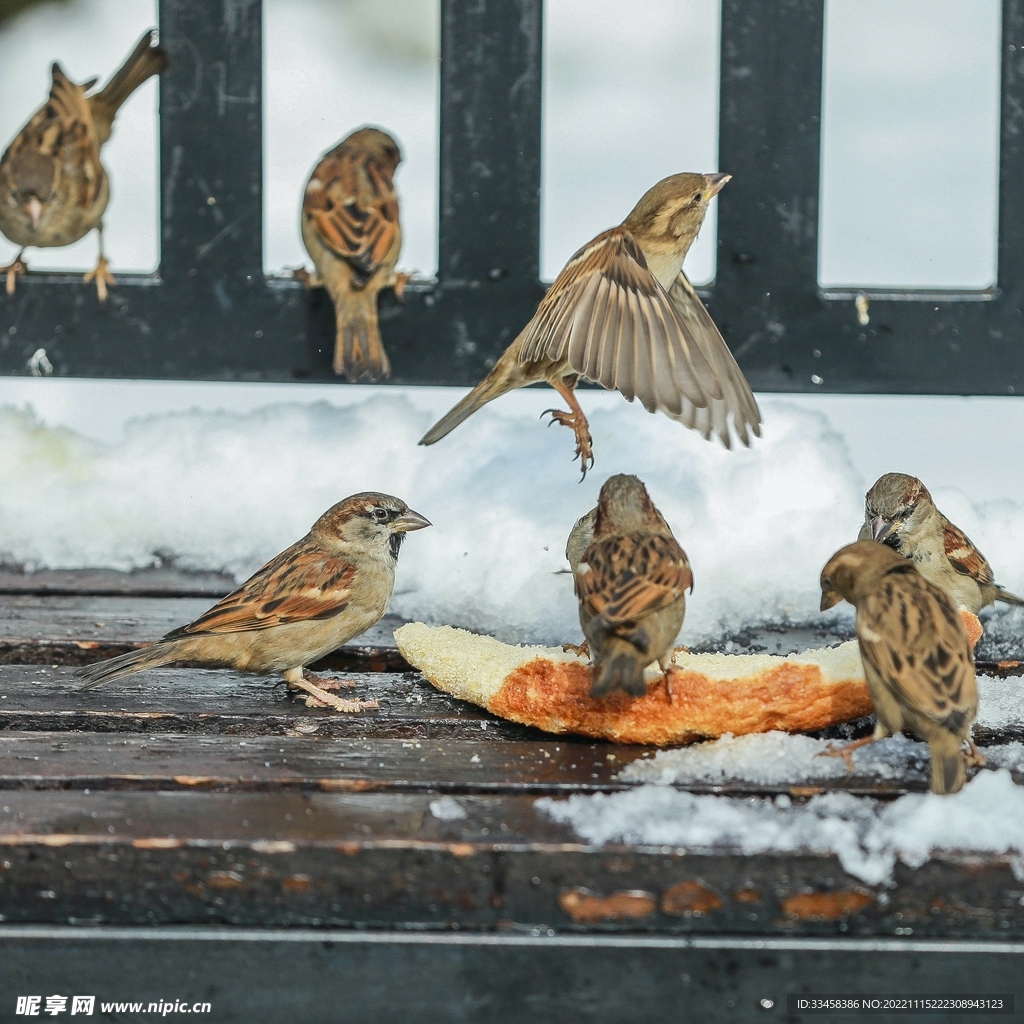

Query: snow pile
[1,391,1023,647]
[537,769,1024,885]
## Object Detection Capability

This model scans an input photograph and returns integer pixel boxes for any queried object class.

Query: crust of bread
[960,610,983,651]
[394,623,873,746]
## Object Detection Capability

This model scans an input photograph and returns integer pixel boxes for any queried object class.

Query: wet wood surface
[0,573,1022,939]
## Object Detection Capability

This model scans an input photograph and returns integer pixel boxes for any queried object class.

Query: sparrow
[75,493,430,711]
[565,507,596,576]
[0,30,169,301]
[573,474,692,698]
[859,472,1024,615]
[301,127,405,381]
[419,172,761,476]
[820,540,979,794]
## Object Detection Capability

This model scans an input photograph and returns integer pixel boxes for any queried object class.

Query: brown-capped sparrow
[573,474,692,698]
[0,30,168,301]
[420,172,761,476]
[76,493,430,712]
[859,472,1023,615]
[301,127,406,381]
[820,540,979,794]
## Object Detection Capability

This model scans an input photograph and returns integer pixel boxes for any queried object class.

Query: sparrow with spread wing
[573,474,692,698]
[0,30,168,301]
[420,172,761,475]
[75,493,430,712]
[859,472,1023,615]
[820,540,979,794]
[301,127,405,381]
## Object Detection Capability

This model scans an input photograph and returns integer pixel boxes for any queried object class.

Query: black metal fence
[0,0,1020,396]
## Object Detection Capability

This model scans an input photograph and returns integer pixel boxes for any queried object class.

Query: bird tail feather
[996,586,1024,607]
[590,638,648,699]
[334,290,390,381]
[929,733,966,794]
[92,30,169,126]
[75,642,182,691]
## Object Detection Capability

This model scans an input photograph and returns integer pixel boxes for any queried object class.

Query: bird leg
[818,733,883,773]
[282,666,377,713]
[2,250,27,296]
[292,266,323,289]
[388,270,410,301]
[84,228,115,303]
[541,380,594,477]
[963,736,987,768]
[561,640,591,658]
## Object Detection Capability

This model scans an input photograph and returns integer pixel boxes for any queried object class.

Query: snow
[1,391,1023,650]
[428,796,467,821]
[536,769,1024,886]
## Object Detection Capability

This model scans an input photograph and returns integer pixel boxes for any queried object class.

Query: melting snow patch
[536,769,1024,886]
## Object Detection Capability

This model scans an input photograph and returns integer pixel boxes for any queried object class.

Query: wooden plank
[0,566,235,597]
[1,790,1023,938]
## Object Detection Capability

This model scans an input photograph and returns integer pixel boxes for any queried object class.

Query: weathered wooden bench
[1,570,1023,1021]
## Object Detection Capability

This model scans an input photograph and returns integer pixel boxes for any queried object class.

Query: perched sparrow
[820,540,979,794]
[574,474,692,698]
[859,472,1023,615]
[0,30,168,301]
[301,127,405,381]
[420,172,761,475]
[76,494,430,711]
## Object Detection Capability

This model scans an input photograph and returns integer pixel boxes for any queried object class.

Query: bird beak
[393,509,431,533]
[704,173,732,198]
[820,588,842,612]
[869,516,892,542]
[26,196,43,230]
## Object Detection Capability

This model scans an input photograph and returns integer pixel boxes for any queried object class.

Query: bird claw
[964,738,987,768]
[84,255,115,303]
[292,266,323,289]
[540,407,595,478]
[818,741,859,773]
[2,256,27,296]
[287,673,375,713]
[389,271,410,302]
[561,641,591,659]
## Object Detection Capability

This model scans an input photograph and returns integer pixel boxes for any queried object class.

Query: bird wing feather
[166,537,357,636]
[517,227,725,412]
[941,517,995,586]
[304,150,399,279]
[858,571,976,728]
[665,270,762,447]
[577,532,692,628]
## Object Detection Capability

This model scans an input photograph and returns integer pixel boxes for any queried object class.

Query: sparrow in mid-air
[859,472,1023,615]
[0,30,169,301]
[76,493,430,711]
[573,474,692,698]
[820,540,979,794]
[420,172,761,476]
[301,127,405,382]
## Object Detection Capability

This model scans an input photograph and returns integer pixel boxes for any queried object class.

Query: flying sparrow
[820,540,979,794]
[859,472,1023,615]
[76,493,430,711]
[419,172,761,476]
[573,474,692,698]
[301,127,405,382]
[0,30,168,301]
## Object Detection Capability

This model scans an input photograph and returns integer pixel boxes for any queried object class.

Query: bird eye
[692,192,703,203]
[371,507,389,522]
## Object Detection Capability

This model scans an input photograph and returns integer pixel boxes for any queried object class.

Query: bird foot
[287,674,376,713]
[659,667,678,704]
[818,736,876,773]
[2,256,27,296]
[561,640,591,659]
[389,271,410,302]
[963,738,987,768]
[540,407,595,478]
[84,255,115,303]
[300,672,357,691]
[292,266,323,289]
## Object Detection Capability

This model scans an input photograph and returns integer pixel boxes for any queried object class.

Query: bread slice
[394,623,873,746]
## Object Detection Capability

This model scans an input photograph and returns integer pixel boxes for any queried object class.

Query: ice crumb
[536,769,1024,886]
[976,673,1024,729]
[428,797,468,821]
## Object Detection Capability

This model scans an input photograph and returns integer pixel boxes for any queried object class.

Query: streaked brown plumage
[420,172,761,476]
[574,475,691,698]
[820,540,979,794]
[859,472,1023,614]
[0,30,168,301]
[301,127,404,381]
[75,493,430,712]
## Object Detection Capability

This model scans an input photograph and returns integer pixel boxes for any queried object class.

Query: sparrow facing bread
[419,172,761,476]
[0,30,168,301]
[574,474,691,698]
[820,539,979,794]
[76,493,430,711]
